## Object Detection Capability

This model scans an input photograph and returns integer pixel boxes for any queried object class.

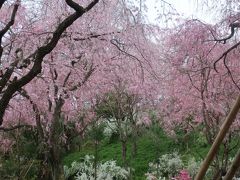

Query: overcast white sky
[145,0,214,24]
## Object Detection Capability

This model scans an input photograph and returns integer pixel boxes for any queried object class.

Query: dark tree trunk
[223,149,240,180]
[132,139,137,158]
[50,147,64,180]
[121,140,127,166]
[212,167,221,180]
[131,121,138,158]
[49,97,65,180]
[38,162,52,180]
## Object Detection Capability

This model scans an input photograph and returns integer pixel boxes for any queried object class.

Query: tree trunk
[50,148,64,180]
[195,95,240,180]
[131,121,138,158]
[212,168,221,180]
[121,140,127,166]
[94,141,98,180]
[201,89,213,144]
[49,97,65,180]
[38,162,51,180]
[223,149,240,180]
[132,140,137,158]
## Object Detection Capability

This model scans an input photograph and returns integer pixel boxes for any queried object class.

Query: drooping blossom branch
[0,0,99,125]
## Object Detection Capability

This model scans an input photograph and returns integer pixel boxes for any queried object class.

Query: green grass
[63,127,239,179]
[63,128,188,178]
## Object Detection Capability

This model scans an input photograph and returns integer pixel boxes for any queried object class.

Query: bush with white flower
[186,157,201,178]
[103,120,118,138]
[146,152,183,179]
[64,155,130,180]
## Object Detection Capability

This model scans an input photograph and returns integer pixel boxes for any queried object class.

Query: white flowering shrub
[145,173,167,180]
[64,155,129,180]
[146,152,183,179]
[103,119,133,138]
[186,157,200,177]
[145,153,240,180]
[187,157,221,179]
[103,120,118,138]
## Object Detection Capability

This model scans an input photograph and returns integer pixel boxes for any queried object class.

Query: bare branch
[0,3,19,39]
[73,31,120,41]
[19,88,45,139]
[213,23,240,44]
[0,124,31,132]
[214,41,240,72]
[69,64,95,91]
[110,39,145,82]
[222,55,240,91]
[0,2,19,61]
[0,0,7,10]
[65,0,85,12]
[63,71,71,87]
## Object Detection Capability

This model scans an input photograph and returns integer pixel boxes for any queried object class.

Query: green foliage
[64,124,238,179]
[64,126,178,179]
[87,122,105,142]
[2,122,240,179]
[95,92,120,119]
[0,128,40,179]
[95,90,138,121]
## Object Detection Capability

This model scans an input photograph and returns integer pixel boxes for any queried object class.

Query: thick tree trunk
[49,97,65,180]
[49,138,64,179]
[195,95,240,180]
[49,148,64,180]
[50,150,64,180]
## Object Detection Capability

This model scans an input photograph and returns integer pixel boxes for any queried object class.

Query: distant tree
[0,0,164,179]
[162,15,240,179]
[95,84,147,166]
